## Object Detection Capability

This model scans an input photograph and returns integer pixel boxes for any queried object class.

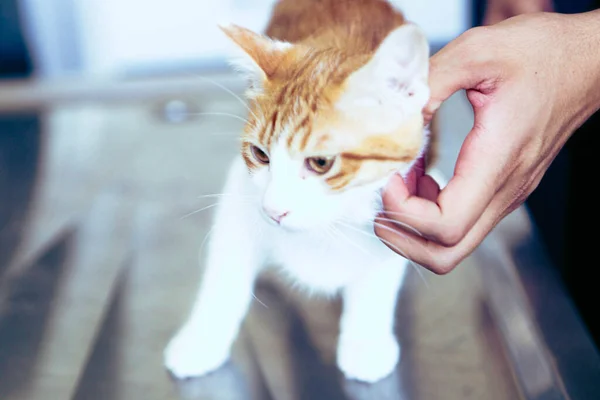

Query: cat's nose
[263,207,289,224]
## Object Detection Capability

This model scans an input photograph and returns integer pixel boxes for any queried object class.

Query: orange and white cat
[165,0,433,383]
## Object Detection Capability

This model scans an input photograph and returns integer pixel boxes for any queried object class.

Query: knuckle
[422,108,435,124]
[428,260,455,275]
[460,26,491,46]
[381,189,397,208]
[432,227,465,247]
[458,26,498,70]
[428,253,461,275]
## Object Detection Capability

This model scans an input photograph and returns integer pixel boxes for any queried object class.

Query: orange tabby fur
[164,4,436,382]
[265,0,405,53]
[222,0,435,190]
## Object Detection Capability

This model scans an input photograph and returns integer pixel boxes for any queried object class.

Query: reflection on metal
[1,84,599,399]
[343,372,406,400]
[172,361,253,400]
[0,74,244,112]
[478,208,600,400]
[479,238,564,400]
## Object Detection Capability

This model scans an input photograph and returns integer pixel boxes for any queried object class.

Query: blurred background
[0,0,599,400]
[9,0,468,78]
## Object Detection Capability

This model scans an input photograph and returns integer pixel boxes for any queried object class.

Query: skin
[377,10,600,274]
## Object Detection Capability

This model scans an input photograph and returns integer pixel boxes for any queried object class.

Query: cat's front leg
[337,257,408,383]
[164,194,263,379]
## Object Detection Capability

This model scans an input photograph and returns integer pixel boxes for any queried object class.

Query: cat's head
[221,23,430,231]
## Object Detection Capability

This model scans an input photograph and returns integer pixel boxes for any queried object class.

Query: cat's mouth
[261,210,299,232]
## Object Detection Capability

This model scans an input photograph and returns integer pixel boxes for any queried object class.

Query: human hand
[377,11,600,274]
[484,0,553,25]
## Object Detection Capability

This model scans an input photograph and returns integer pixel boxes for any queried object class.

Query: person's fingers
[402,155,426,196]
[423,32,489,124]
[402,168,417,196]
[386,173,411,202]
[375,193,507,274]
[378,142,554,274]
[417,174,440,201]
[381,123,504,247]
[382,170,439,216]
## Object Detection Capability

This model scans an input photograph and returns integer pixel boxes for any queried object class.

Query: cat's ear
[339,24,430,114]
[370,23,429,92]
[220,24,292,93]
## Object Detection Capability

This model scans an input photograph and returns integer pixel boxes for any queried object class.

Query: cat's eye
[306,157,335,175]
[251,145,270,164]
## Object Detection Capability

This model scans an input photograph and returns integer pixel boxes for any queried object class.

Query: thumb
[423,32,487,124]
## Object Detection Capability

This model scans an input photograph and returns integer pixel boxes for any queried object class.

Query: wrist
[568,10,600,115]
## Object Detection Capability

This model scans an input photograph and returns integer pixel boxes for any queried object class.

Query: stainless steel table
[0,73,598,400]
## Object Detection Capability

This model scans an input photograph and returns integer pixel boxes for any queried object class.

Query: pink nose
[264,207,289,224]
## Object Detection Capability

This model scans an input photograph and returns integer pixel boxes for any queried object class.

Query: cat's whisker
[370,221,435,285]
[252,293,269,308]
[330,224,371,256]
[324,225,339,243]
[318,224,343,254]
[250,214,269,309]
[255,215,265,238]
[199,217,268,310]
[209,132,243,138]
[319,224,334,241]
[181,200,256,220]
[197,226,216,265]
[187,74,260,122]
[326,225,350,252]
[371,220,438,264]
[336,220,402,256]
[379,210,451,228]
[188,112,250,124]
[208,134,244,143]
[180,203,221,220]
[335,220,430,288]
[374,216,424,237]
[197,193,258,200]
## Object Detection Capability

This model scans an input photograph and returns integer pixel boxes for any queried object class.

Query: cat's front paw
[336,333,400,383]
[164,326,230,379]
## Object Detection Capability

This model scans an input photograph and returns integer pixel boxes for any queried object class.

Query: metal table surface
[0,74,598,400]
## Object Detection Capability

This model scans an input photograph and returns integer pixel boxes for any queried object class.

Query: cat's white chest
[220,157,399,294]
[264,222,393,293]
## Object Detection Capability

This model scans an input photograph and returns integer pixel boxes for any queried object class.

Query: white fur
[165,21,432,385]
[165,143,413,382]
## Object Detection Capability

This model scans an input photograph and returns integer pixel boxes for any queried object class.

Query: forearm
[568,10,600,119]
